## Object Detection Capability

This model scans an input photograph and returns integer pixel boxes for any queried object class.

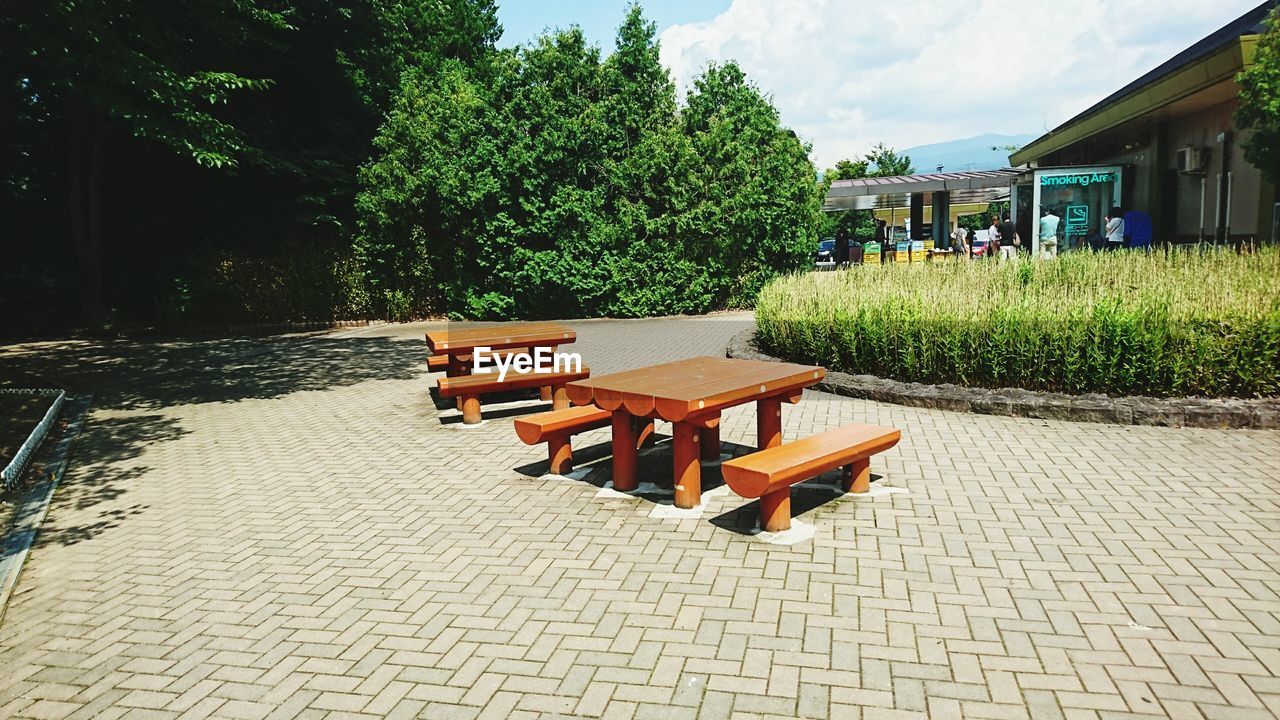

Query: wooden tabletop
[565,356,824,422]
[424,321,576,354]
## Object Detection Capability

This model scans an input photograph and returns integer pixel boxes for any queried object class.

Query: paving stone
[0,313,1277,719]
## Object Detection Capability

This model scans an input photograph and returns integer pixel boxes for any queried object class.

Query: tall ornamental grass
[756,247,1280,398]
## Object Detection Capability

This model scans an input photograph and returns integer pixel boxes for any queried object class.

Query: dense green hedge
[356,7,821,320]
[756,248,1280,398]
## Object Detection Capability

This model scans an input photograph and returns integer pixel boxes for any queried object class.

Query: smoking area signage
[1065,204,1089,236]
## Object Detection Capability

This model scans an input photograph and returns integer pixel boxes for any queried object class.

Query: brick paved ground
[1,314,1278,719]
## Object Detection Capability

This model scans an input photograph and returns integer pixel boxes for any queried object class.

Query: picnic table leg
[551,385,570,410]
[448,356,467,411]
[635,419,655,449]
[611,411,638,492]
[757,396,783,450]
[673,421,701,509]
[699,425,720,461]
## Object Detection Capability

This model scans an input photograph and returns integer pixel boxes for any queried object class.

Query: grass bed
[756,247,1280,398]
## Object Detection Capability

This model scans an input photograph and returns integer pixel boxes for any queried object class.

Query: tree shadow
[0,333,426,412]
[31,411,188,548]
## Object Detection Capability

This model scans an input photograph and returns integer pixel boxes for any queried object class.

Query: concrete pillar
[909,193,925,241]
[931,191,951,249]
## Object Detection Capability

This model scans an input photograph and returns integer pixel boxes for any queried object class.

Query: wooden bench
[514,406,611,474]
[438,367,591,424]
[515,407,656,475]
[720,423,901,532]
[427,347,533,375]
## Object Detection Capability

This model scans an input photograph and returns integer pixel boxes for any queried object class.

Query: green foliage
[157,242,373,326]
[1,0,503,331]
[1236,5,1280,185]
[957,201,1010,232]
[865,142,915,177]
[756,248,1280,398]
[356,5,821,319]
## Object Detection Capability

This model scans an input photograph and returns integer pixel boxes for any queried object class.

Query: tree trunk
[68,94,107,328]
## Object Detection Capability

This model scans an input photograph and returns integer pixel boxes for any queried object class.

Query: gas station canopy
[824,169,1020,211]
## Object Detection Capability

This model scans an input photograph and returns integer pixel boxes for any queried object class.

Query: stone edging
[727,329,1279,429]
[0,395,90,626]
[1,389,66,493]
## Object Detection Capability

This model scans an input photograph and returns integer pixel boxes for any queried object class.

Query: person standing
[875,219,889,264]
[998,214,1017,261]
[1104,206,1125,250]
[987,216,1001,259]
[1038,207,1060,259]
[950,225,969,258]
[835,229,850,266]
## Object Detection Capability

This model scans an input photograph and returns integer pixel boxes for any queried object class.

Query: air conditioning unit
[1176,146,1205,173]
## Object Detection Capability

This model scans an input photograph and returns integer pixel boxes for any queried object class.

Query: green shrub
[157,243,373,327]
[756,248,1280,398]
[355,7,821,321]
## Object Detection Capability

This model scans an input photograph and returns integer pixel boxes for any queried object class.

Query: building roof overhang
[823,169,1018,211]
[1011,1,1272,166]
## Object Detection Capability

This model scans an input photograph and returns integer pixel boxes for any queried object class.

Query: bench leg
[843,458,871,493]
[461,396,482,424]
[611,411,638,492]
[699,425,720,461]
[759,488,791,532]
[548,435,573,475]
[539,386,552,402]
[757,396,783,450]
[635,419,655,449]
[551,385,570,410]
[673,422,701,509]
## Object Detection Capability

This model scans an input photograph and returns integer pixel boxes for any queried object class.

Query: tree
[1,0,289,325]
[356,8,821,319]
[818,158,874,240]
[0,0,502,329]
[865,142,915,177]
[1236,4,1280,185]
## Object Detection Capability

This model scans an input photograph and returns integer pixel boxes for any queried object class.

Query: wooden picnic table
[425,321,576,377]
[565,356,825,509]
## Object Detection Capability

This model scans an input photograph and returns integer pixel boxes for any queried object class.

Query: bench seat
[427,347,532,375]
[438,367,591,424]
[721,423,900,531]
[514,406,612,473]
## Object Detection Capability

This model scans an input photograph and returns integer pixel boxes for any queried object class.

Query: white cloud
[659,0,1260,168]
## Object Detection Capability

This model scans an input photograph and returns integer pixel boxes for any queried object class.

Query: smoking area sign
[1065,204,1088,235]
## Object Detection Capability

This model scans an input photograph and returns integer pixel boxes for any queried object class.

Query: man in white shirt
[1038,208,1060,259]
[1105,206,1125,249]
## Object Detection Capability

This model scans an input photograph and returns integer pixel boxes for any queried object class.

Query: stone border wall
[727,329,1279,429]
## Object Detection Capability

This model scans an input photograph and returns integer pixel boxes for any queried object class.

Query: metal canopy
[823,168,1019,211]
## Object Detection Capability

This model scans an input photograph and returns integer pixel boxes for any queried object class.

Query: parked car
[815,239,835,265]
[969,229,991,258]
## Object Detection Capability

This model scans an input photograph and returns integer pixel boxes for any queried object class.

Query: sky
[497,0,1264,168]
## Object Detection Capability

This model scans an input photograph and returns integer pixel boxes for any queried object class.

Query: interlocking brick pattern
[1,313,1278,719]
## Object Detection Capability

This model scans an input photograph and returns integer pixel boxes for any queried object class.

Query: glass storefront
[1030,167,1123,256]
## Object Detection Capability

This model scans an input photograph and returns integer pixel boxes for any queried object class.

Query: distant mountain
[899,133,1036,173]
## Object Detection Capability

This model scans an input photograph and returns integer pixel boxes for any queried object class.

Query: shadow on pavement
[0,334,425,412]
[30,413,187,548]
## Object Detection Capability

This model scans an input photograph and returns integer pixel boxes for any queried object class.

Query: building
[1010,1,1278,254]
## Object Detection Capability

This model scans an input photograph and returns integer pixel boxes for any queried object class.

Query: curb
[0,395,91,627]
[727,329,1279,429]
[1,389,66,493]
